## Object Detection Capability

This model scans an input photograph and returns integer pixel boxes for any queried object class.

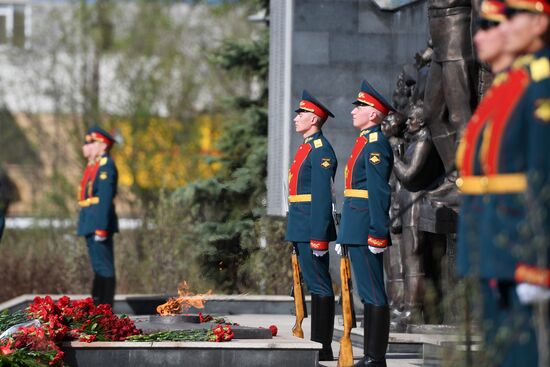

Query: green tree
[0,0,258,214]
[173,0,269,293]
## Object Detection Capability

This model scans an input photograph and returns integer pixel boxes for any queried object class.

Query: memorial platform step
[62,337,321,367]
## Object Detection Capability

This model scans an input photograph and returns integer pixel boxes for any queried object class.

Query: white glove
[312,250,328,257]
[335,243,342,256]
[368,246,386,254]
[94,235,107,242]
[516,283,550,304]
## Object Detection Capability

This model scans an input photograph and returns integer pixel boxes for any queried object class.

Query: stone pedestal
[62,338,321,367]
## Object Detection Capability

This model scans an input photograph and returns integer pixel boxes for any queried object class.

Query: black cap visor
[477,18,500,30]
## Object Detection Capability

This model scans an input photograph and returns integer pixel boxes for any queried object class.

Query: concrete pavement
[226,314,423,367]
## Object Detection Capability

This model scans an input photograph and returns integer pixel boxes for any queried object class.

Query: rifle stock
[291,251,306,338]
[338,247,354,367]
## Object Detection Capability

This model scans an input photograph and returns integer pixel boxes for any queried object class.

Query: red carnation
[269,325,278,336]
[210,324,234,342]
[222,331,234,341]
[0,344,14,356]
[212,324,224,336]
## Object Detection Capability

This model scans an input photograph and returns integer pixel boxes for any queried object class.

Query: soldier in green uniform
[456,0,513,285]
[457,1,550,364]
[337,80,394,367]
[77,126,119,307]
[285,90,338,361]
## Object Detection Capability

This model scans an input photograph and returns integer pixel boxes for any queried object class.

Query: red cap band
[506,0,550,16]
[481,0,507,21]
[299,100,328,120]
[91,132,114,146]
[357,92,390,115]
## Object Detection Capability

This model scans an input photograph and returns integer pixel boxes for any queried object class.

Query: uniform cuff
[515,263,550,287]
[95,229,108,237]
[310,240,329,251]
[367,235,388,248]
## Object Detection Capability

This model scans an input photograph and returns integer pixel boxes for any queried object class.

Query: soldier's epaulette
[368,132,378,143]
[512,54,535,70]
[313,139,323,148]
[99,157,109,166]
[529,56,550,82]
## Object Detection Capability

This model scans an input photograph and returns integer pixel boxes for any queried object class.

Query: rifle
[338,245,356,367]
[291,246,307,338]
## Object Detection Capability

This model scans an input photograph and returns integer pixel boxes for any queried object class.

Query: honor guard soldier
[77,132,95,260]
[77,126,119,307]
[455,2,524,365]
[456,0,512,279]
[457,1,550,365]
[336,80,394,367]
[285,90,338,361]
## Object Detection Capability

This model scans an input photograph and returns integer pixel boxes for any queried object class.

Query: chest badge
[369,153,381,165]
[321,158,332,169]
[100,172,108,180]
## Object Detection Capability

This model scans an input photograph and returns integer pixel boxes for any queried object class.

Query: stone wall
[267,0,429,215]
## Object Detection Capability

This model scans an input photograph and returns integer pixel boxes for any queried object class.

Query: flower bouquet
[0,296,141,367]
[125,324,234,343]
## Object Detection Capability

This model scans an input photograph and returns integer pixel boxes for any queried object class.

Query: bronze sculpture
[424,0,477,203]
[381,112,407,324]
[390,102,445,327]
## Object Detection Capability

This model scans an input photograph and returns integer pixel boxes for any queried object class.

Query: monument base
[62,338,321,367]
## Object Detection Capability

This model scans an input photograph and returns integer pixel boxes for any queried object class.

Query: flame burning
[156,281,213,316]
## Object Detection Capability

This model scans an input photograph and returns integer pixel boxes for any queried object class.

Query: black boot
[91,275,101,305]
[354,304,372,367]
[95,276,116,307]
[311,294,335,361]
[101,277,116,308]
[353,304,389,367]
[94,275,107,306]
